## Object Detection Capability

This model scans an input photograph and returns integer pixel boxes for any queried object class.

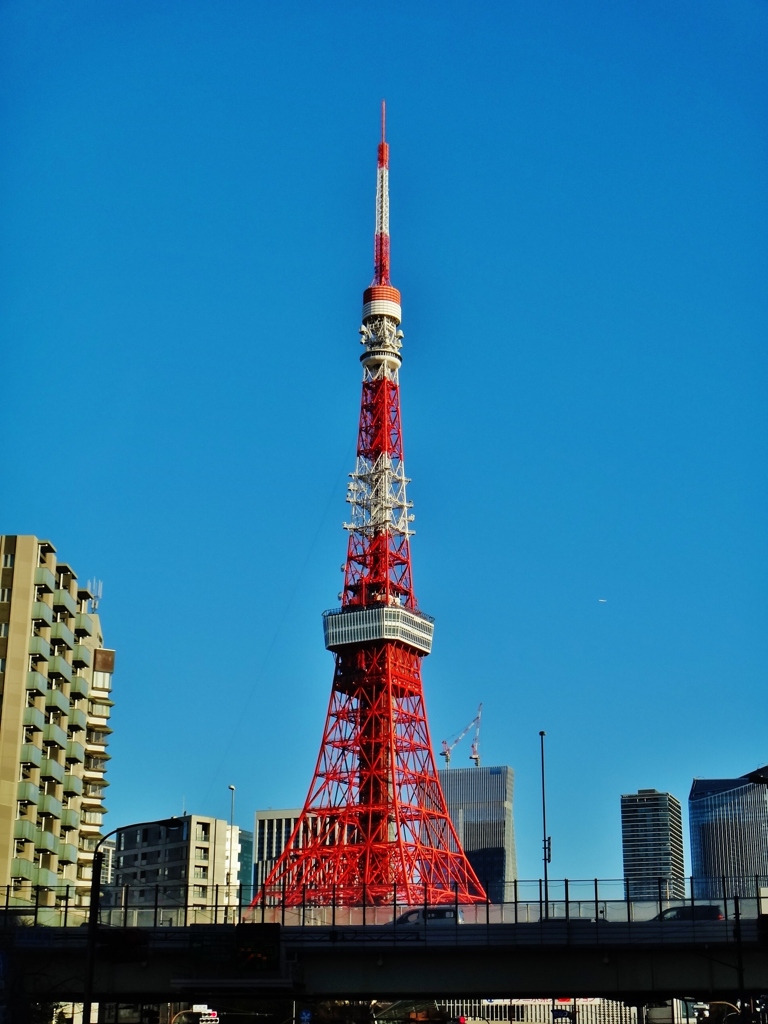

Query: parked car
[652,905,724,921]
[396,906,464,926]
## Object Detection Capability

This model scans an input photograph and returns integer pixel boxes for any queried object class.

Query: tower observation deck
[256,105,484,907]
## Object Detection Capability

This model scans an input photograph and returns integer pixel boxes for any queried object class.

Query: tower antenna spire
[374,99,391,285]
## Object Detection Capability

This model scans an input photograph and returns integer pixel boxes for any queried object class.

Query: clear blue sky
[2,0,766,882]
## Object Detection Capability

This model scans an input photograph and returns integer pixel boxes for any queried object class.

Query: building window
[193,866,208,880]
[0,658,5,673]
[195,846,209,861]
[2,554,13,568]
[0,590,10,602]
[0,623,8,638]
[195,823,210,842]
[193,885,208,899]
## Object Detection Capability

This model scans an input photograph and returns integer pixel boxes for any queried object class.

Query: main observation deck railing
[1,876,766,930]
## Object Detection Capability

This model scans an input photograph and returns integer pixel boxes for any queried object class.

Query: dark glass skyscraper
[438,766,516,903]
[689,767,768,897]
[621,789,685,899]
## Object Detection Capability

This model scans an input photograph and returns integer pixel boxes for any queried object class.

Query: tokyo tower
[261,105,485,907]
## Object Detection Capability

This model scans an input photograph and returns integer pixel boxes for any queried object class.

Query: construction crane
[439,704,482,767]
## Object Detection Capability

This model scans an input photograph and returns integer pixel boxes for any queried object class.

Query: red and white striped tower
[259,105,484,907]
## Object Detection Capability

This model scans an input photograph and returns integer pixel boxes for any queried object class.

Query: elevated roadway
[3,918,767,1005]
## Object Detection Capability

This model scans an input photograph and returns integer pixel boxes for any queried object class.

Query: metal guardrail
[1,876,765,930]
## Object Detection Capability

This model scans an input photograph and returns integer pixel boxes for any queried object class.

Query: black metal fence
[1,875,766,929]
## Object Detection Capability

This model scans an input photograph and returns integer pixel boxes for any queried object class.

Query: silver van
[396,906,464,927]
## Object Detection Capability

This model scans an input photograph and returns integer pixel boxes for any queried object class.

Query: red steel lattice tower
[261,105,485,906]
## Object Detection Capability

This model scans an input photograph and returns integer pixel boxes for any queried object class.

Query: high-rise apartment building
[689,767,768,897]
[0,535,114,907]
[620,789,685,899]
[112,814,244,921]
[438,766,517,903]
[255,808,301,889]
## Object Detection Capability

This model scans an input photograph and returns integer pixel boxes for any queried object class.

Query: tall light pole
[227,784,236,921]
[539,730,551,919]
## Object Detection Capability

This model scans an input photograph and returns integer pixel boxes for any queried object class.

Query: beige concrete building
[0,535,114,907]
[111,815,245,924]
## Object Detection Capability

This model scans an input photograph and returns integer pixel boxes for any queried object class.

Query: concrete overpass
[3,918,767,1006]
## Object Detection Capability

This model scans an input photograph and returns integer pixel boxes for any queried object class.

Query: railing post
[34,885,40,925]
[564,879,569,923]
[260,881,266,924]
[538,878,543,923]
[658,877,663,920]
[594,879,599,927]
[393,881,397,930]
[486,878,490,930]
[281,875,287,926]
[123,885,129,928]
[63,885,69,928]
[722,875,729,920]
[362,881,366,927]
[302,884,307,927]
[626,876,631,923]
[153,884,159,928]
[514,878,518,925]
[214,883,219,925]
[332,884,336,928]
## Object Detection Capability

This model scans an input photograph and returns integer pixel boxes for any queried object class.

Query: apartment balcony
[32,601,54,626]
[43,723,67,749]
[34,829,58,854]
[17,780,39,805]
[68,707,87,731]
[65,740,85,764]
[26,670,48,696]
[58,841,78,864]
[74,612,94,637]
[11,857,36,882]
[23,706,45,732]
[45,687,70,714]
[72,644,91,668]
[50,621,75,649]
[53,589,77,616]
[28,635,51,661]
[60,808,80,831]
[37,867,58,888]
[37,793,63,818]
[63,773,83,796]
[48,655,73,681]
[34,566,56,593]
[70,675,90,698]
[13,818,36,844]
[19,743,42,768]
[40,757,65,783]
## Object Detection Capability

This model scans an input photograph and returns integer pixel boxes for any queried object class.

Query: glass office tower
[689,767,768,897]
[438,765,517,903]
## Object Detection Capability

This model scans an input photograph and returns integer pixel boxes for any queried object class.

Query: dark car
[653,905,724,921]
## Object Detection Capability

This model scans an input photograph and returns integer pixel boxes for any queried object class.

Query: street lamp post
[539,730,551,920]
[227,784,236,922]
[82,819,183,1024]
